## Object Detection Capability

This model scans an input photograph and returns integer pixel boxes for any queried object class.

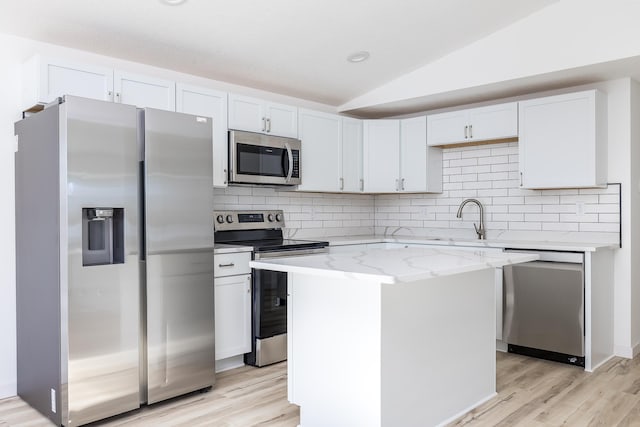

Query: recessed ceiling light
[347,51,370,63]
[160,0,187,5]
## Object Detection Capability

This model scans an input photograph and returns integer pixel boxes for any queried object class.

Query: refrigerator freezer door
[142,109,215,404]
[64,96,141,426]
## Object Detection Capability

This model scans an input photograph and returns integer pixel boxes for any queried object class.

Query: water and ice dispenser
[82,208,125,266]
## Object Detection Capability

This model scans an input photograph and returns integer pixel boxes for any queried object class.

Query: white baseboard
[0,382,16,400]
[615,345,634,359]
[435,392,497,427]
[215,355,245,373]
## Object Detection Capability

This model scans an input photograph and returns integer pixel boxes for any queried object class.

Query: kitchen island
[251,247,537,427]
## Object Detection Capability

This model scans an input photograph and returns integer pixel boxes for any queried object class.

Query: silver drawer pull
[218,262,235,268]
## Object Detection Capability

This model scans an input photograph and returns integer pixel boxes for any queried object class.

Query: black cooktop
[237,238,328,253]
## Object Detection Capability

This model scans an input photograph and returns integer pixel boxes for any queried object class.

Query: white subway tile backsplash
[215,142,619,242]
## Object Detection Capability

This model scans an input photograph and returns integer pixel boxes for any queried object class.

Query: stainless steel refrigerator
[14,96,215,427]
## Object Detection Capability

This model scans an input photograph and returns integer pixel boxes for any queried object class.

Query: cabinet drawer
[214,252,251,277]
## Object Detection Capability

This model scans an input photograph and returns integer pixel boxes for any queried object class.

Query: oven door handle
[284,142,293,183]
[254,247,328,259]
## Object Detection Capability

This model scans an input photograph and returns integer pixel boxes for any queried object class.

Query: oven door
[229,130,301,185]
[253,268,287,339]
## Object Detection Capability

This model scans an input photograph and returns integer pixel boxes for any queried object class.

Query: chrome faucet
[456,199,486,240]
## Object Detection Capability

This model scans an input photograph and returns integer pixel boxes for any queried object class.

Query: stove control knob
[267,213,275,222]
[226,215,234,223]
[275,213,283,222]
[216,215,224,224]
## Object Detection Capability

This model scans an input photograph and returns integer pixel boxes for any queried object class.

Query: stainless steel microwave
[228,130,301,186]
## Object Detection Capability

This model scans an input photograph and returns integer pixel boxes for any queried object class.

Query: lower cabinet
[214,251,252,362]
[215,274,252,360]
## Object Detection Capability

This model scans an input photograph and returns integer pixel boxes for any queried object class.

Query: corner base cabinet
[518,90,607,189]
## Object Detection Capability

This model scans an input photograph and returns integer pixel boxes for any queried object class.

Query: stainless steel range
[214,210,328,367]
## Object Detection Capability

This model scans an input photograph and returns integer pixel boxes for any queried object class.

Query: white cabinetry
[363,117,442,193]
[22,55,114,109]
[22,56,176,111]
[228,94,298,138]
[214,251,252,364]
[427,102,518,146]
[518,90,607,189]
[363,120,401,192]
[114,70,175,111]
[342,118,364,192]
[297,111,363,193]
[401,116,442,192]
[176,84,228,187]
[297,109,342,192]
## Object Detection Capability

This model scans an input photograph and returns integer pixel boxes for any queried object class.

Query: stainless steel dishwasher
[503,249,585,367]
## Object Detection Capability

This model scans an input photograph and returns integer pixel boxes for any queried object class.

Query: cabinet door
[266,102,298,138]
[23,56,114,109]
[400,117,428,192]
[363,120,400,192]
[114,70,176,110]
[468,102,518,142]
[297,109,342,192]
[426,110,468,146]
[176,84,228,187]
[342,118,363,192]
[228,94,265,133]
[519,90,605,189]
[215,274,252,360]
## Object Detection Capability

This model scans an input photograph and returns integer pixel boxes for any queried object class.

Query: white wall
[630,80,640,353]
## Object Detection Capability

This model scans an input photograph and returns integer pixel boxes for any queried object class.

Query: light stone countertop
[250,246,538,284]
[213,243,253,254]
[318,235,618,252]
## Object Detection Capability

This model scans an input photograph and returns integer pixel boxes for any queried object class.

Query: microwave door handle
[284,142,293,183]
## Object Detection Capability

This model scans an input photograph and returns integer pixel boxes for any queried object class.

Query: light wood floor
[2,352,640,426]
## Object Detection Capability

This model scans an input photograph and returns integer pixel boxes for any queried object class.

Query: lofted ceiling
[0,0,558,112]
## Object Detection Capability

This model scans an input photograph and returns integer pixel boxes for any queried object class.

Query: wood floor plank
[3,353,640,426]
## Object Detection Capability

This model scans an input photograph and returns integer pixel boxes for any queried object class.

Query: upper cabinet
[401,116,442,193]
[363,118,442,193]
[341,118,364,193]
[22,55,176,111]
[518,90,607,189]
[297,109,342,192]
[22,55,114,109]
[176,84,228,187]
[114,71,175,111]
[427,102,518,146]
[228,94,298,138]
[297,110,363,193]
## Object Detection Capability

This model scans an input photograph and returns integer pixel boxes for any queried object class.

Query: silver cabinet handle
[395,179,399,191]
[520,172,523,187]
[247,275,251,293]
[464,125,468,139]
[218,262,235,268]
[401,178,405,190]
[108,90,113,101]
[360,179,364,192]
[266,118,272,132]
[469,124,473,139]
[115,92,121,102]
[340,177,344,191]
[262,117,266,132]
[223,168,227,185]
